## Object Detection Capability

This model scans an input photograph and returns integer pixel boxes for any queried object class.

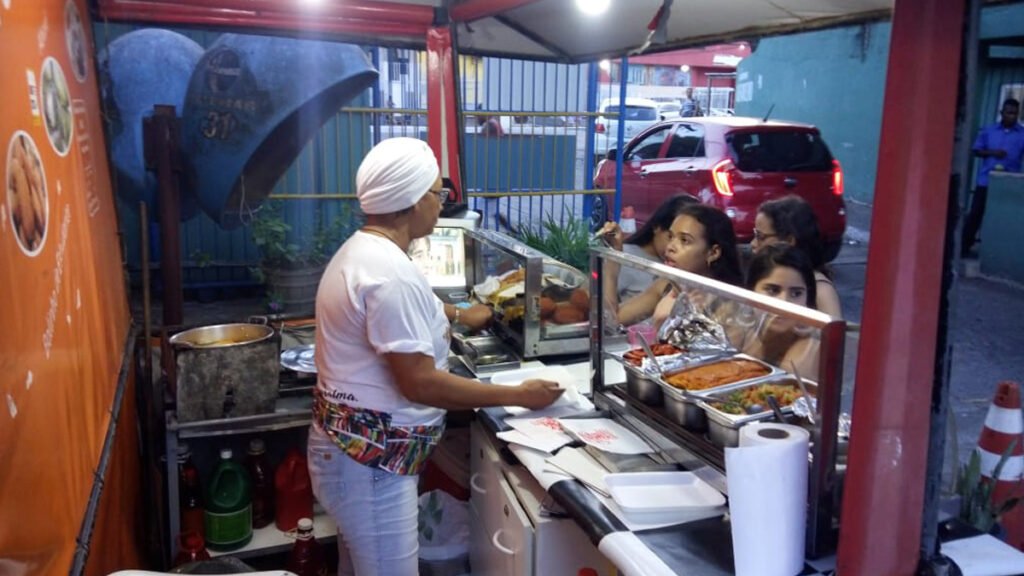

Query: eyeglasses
[429,188,450,204]
[752,229,778,242]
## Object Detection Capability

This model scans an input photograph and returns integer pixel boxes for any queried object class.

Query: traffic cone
[976,381,1024,550]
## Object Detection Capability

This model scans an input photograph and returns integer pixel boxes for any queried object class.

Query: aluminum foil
[657,292,735,355]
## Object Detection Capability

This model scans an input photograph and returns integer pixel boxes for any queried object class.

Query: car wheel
[822,239,842,263]
[590,196,608,231]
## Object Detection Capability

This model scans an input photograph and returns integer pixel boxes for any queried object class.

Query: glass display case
[589,246,848,558]
[464,228,590,359]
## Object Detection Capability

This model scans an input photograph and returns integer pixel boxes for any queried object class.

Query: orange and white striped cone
[976,380,1024,550]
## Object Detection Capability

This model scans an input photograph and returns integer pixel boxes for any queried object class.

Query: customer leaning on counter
[308,137,564,576]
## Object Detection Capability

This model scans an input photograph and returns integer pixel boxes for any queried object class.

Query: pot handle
[247,315,269,326]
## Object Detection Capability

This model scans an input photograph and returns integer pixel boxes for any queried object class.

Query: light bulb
[576,0,611,17]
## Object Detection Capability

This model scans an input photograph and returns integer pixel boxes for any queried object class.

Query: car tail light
[711,159,735,197]
[832,159,844,196]
[595,121,605,134]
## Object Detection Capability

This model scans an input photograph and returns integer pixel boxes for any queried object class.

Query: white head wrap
[356,138,440,215]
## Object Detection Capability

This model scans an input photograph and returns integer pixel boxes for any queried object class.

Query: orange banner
[0,0,138,573]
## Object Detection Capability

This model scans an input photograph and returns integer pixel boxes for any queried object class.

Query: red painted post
[425,27,465,201]
[837,0,966,574]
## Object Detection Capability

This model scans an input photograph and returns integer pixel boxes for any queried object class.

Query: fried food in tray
[623,343,683,367]
[662,358,771,392]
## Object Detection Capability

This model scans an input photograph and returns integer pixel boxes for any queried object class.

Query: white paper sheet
[725,422,810,576]
[503,415,575,453]
[556,418,655,455]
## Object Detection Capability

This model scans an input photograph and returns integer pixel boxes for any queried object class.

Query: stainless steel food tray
[700,374,819,447]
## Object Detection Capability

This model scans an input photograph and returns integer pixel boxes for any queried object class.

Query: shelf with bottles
[208,506,336,559]
[167,395,315,439]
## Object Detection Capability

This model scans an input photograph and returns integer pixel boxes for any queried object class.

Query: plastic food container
[604,471,725,521]
[701,375,819,447]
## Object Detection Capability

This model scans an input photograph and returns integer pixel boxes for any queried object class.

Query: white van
[593,97,659,156]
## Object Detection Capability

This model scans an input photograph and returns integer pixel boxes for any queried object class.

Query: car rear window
[604,105,658,122]
[727,130,833,172]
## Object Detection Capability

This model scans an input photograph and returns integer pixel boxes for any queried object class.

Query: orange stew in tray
[716,383,806,415]
[623,343,683,366]
[663,359,770,391]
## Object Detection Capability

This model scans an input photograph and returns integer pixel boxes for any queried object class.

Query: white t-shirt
[618,243,658,301]
[315,231,448,427]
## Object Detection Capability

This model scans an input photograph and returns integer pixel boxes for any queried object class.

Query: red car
[593,117,847,261]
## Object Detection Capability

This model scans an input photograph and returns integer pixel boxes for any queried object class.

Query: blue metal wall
[734,23,891,205]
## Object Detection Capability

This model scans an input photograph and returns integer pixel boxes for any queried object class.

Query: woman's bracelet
[453,307,462,325]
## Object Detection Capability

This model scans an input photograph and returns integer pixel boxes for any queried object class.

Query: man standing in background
[681,87,703,117]
[962,98,1024,257]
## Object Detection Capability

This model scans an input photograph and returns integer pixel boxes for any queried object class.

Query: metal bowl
[169,323,275,348]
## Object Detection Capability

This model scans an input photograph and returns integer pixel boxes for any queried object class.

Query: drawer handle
[491,529,515,556]
[470,472,486,494]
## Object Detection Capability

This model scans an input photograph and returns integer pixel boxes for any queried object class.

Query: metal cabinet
[163,395,335,566]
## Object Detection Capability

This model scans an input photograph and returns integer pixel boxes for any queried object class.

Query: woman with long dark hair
[740,243,819,376]
[598,194,698,304]
[751,195,842,318]
[616,204,743,326]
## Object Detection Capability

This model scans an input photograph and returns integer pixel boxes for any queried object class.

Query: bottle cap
[219,448,232,459]
[297,518,314,531]
[176,443,191,463]
[247,438,266,455]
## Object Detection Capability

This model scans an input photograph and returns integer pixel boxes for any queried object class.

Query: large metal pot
[170,323,279,422]
[169,323,275,349]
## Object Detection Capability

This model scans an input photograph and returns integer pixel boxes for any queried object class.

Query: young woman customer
[596,194,699,304]
[750,195,842,318]
[615,203,743,327]
[308,138,563,576]
[741,243,820,377]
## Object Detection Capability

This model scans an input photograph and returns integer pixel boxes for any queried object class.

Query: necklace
[361,226,405,252]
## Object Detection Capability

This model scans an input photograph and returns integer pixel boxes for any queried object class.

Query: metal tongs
[789,361,817,426]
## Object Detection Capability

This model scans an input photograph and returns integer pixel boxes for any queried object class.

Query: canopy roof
[97,0,894,62]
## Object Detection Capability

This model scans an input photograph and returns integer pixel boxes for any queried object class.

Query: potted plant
[954,442,1021,536]
[250,200,361,314]
[517,209,593,274]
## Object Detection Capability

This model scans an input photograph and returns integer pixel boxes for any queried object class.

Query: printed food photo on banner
[6,131,49,256]
[42,57,73,156]
[64,0,87,83]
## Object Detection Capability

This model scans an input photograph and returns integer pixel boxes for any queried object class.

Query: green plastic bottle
[204,448,253,551]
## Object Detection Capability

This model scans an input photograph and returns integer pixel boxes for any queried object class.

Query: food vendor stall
[10,1,1024,574]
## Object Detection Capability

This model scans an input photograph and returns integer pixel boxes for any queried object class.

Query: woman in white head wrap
[309,138,563,576]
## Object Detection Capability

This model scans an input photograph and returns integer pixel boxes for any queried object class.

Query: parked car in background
[593,97,660,156]
[656,101,682,121]
[592,116,847,261]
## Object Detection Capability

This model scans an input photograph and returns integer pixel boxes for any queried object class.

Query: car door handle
[784,177,798,188]
[639,170,649,178]
[684,166,698,172]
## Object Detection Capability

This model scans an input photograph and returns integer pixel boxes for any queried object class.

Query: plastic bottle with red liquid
[173,530,211,567]
[275,448,313,531]
[286,517,327,576]
[177,443,205,539]
[245,438,275,529]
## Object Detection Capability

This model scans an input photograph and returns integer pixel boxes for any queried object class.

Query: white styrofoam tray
[604,471,726,517]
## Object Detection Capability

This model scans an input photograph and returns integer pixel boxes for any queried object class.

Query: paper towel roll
[725,422,810,576]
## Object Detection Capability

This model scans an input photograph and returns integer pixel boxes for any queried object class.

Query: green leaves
[517,208,592,273]
[955,440,1021,533]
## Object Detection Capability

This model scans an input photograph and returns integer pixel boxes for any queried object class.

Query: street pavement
[835,199,1024,473]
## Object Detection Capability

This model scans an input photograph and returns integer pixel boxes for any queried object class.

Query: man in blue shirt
[962,98,1024,257]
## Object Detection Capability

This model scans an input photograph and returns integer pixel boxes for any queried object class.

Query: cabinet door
[489,474,534,576]
[469,422,503,521]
